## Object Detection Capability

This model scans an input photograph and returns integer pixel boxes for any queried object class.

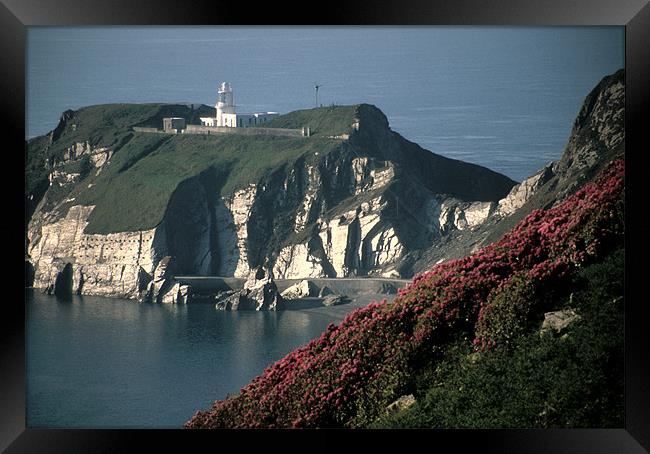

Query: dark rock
[53,263,74,300]
[246,277,284,311]
[25,261,35,288]
[215,271,284,311]
[322,295,349,307]
[215,290,254,310]
[318,286,334,297]
[379,282,397,294]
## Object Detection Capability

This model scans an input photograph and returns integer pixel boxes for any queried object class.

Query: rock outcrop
[322,295,349,307]
[495,165,555,218]
[541,309,581,335]
[215,268,283,311]
[386,394,416,414]
[51,262,73,299]
[281,279,318,299]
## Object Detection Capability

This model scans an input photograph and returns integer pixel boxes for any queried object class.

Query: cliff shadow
[245,164,303,271]
[200,166,239,277]
[379,179,440,252]
[158,165,238,277]
[212,198,239,276]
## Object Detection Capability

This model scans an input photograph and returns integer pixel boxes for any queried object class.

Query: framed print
[4,0,650,451]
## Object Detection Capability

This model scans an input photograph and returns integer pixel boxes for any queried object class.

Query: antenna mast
[314,83,322,107]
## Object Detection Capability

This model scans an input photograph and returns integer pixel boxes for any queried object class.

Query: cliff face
[408,69,625,272]
[28,205,159,298]
[26,103,515,300]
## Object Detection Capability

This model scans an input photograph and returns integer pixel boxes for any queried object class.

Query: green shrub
[475,273,538,348]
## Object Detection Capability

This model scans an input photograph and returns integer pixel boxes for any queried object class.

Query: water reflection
[26,292,337,428]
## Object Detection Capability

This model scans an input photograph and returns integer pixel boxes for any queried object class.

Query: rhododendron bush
[185,159,624,428]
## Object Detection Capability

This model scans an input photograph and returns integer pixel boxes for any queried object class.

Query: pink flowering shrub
[185,159,624,428]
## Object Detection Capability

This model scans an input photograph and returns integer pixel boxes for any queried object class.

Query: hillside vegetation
[26,104,358,234]
[185,158,624,428]
[78,134,341,234]
[373,247,623,428]
[263,105,357,137]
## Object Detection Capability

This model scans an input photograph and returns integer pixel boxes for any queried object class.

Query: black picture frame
[5,0,649,451]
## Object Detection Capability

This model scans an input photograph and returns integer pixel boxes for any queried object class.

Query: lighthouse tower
[216,82,236,127]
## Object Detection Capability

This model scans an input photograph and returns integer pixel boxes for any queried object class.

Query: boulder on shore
[322,295,349,307]
[216,267,284,311]
[281,280,317,299]
[215,290,254,310]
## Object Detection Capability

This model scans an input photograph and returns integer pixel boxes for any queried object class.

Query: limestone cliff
[26,103,517,301]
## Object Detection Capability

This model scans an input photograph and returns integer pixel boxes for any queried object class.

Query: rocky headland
[26,102,516,304]
[25,70,623,309]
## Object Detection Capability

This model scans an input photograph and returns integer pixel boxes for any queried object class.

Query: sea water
[26,290,345,428]
[26,26,624,182]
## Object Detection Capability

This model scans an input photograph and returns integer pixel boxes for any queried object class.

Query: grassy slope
[80,133,342,234]
[45,103,217,154]
[27,103,357,234]
[26,103,201,217]
[263,105,357,137]
[48,104,178,158]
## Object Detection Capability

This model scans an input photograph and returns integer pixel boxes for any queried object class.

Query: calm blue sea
[25,27,624,428]
[27,27,623,182]
[26,291,343,428]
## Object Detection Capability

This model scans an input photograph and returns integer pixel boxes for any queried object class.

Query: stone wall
[132,126,163,133]
[183,124,307,138]
[133,125,307,138]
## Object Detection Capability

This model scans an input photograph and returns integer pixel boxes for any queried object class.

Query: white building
[200,82,279,128]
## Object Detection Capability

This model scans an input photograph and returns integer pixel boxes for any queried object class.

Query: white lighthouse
[200,82,279,128]
[215,82,236,127]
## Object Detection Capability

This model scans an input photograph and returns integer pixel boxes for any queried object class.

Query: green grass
[48,104,164,154]
[43,103,216,160]
[25,134,53,219]
[263,105,358,137]
[371,248,624,428]
[26,102,352,233]
[75,132,342,233]
[26,103,198,213]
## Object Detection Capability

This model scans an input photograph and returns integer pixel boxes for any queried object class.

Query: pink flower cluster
[185,158,624,429]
